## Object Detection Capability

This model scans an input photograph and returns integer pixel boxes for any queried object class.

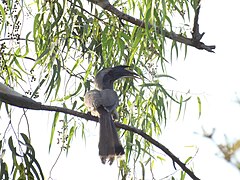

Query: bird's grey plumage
[84,65,137,164]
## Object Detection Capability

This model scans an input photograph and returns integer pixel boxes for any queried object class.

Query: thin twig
[0,38,34,42]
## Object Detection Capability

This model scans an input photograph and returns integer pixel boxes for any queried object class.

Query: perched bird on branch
[84,65,138,164]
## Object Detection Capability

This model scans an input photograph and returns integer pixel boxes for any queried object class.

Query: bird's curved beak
[111,65,139,80]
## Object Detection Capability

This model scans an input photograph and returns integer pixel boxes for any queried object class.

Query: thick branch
[87,0,215,52]
[0,92,200,179]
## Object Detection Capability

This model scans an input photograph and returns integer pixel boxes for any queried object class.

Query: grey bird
[84,65,138,164]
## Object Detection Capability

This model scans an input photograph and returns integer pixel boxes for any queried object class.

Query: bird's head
[94,65,138,90]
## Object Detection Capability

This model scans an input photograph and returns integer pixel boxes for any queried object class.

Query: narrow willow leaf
[32,156,44,180]
[33,13,40,40]
[14,32,31,58]
[184,0,190,21]
[18,163,26,179]
[84,62,93,82]
[0,162,8,180]
[20,133,30,145]
[66,124,77,155]
[129,29,142,65]
[117,37,125,62]
[165,14,173,31]
[54,59,62,98]
[49,112,59,152]
[25,153,40,180]
[180,171,186,180]
[197,96,201,118]
[36,48,50,61]
[57,81,82,102]
[45,64,57,101]
[184,43,188,60]
[27,152,44,180]
[135,139,141,161]
[145,2,151,35]
[8,137,15,153]
[141,83,178,103]
[161,0,167,24]
[8,137,20,174]
[119,31,130,42]
[155,74,177,80]
[177,95,183,120]
[31,77,46,99]
[13,57,29,75]
[125,131,134,162]
[72,100,77,110]
[51,1,63,29]
[140,161,145,180]
[71,58,82,72]
[0,4,6,34]
[185,156,192,164]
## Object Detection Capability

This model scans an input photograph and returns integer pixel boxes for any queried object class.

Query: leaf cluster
[0,133,44,180]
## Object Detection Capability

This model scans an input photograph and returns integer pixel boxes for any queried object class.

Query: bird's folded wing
[84,89,102,109]
[84,89,118,112]
[100,89,119,112]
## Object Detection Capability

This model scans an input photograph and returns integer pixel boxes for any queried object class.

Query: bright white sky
[1,0,240,179]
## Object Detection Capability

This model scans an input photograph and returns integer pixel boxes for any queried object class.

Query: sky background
[1,0,240,179]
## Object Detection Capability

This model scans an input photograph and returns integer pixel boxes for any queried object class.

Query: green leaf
[8,137,15,153]
[66,123,77,155]
[135,139,141,161]
[56,82,82,102]
[84,62,93,82]
[177,95,183,119]
[14,32,31,58]
[197,96,201,118]
[140,161,145,180]
[13,56,29,75]
[0,4,6,34]
[20,133,31,145]
[185,156,192,164]
[72,100,77,110]
[0,162,9,180]
[26,153,44,180]
[155,74,177,80]
[35,48,50,61]
[54,59,62,98]
[180,170,186,180]
[49,112,59,152]
[51,2,64,30]
[31,77,46,99]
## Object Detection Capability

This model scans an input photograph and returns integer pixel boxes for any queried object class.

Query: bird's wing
[100,89,119,112]
[84,89,102,110]
[84,89,118,111]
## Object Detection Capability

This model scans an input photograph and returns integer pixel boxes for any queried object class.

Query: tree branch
[0,92,200,180]
[116,122,200,180]
[87,0,215,52]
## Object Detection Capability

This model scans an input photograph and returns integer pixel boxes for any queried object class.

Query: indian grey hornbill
[84,65,138,165]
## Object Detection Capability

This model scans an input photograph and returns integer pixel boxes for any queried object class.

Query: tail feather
[110,118,125,156]
[97,106,124,165]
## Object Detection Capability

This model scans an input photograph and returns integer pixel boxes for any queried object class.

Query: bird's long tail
[97,106,124,165]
